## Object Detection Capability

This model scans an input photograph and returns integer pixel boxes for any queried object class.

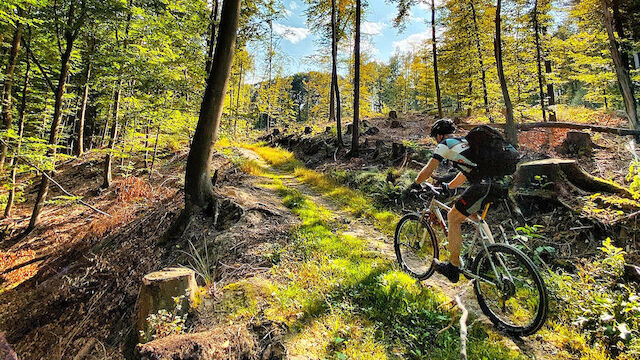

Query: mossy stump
[137,267,198,343]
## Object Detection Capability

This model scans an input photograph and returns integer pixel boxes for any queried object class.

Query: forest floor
[0,111,638,359]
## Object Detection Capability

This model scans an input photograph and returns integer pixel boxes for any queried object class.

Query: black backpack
[465,125,520,178]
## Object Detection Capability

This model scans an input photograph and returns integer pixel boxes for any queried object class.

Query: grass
[211,143,528,359]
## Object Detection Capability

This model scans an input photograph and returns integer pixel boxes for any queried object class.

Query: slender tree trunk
[431,0,443,119]
[533,0,547,122]
[149,124,160,180]
[601,0,639,133]
[144,119,151,168]
[184,0,241,212]
[494,0,517,146]
[4,54,29,218]
[266,20,273,132]
[468,1,490,120]
[205,0,220,77]
[611,0,629,70]
[29,19,77,230]
[234,62,242,136]
[75,60,91,156]
[102,81,122,188]
[350,0,361,157]
[0,9,24,168]
[332,0,343,147]
[545,59,557,121]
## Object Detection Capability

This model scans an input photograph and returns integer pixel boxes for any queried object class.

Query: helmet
[430,119,455,138]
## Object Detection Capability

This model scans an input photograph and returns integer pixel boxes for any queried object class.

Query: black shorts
[455,178,491,217]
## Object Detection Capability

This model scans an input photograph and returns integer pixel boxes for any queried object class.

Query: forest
[0,0,639,359]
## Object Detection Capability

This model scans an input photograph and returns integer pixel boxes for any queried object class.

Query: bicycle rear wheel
[394,213,439,280]
[472,243,548,336]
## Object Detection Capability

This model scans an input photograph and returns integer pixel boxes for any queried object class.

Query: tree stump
[559,131,592,155]
[345,123,353,135]
[390,120,402,129]
[372,140,385,159]
[304,126,313,134]
[325,126,332,133]
[392,142,406,160]
[389,110,397,119]
[514,159,633,198]
[137,268,199,342]
[364,126,379,136]
[0,332,18,360]
[272,128,280,136]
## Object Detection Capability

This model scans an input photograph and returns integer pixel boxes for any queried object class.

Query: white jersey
[432,137,476,175]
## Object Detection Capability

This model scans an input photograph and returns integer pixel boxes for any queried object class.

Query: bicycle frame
[419,195,512,286]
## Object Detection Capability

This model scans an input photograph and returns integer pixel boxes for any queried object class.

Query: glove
[410,182,423,191]
[440,183,452,197]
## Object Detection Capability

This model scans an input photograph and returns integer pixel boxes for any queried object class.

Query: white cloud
[289,1,298,10]
[283,8,292,18]
[273,22,310,44]
[362,39,379,56]
[392,31,431,53]
[361,21,386,36]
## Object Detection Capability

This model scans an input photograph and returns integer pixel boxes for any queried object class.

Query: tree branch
[23,38,56,93]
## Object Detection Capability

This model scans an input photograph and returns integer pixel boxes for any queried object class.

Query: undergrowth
[216,144,526,359]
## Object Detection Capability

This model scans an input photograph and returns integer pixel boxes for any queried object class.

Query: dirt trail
[237,147,553,360]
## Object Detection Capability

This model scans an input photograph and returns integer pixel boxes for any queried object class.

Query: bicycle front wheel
[472,243,548,336]
[394,213,439,280]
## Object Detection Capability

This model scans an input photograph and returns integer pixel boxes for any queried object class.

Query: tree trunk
[494,0,517,146]
[533,0,547,122]
[102,82,122,188]
[144,119,151,168]
[332,0,343,148]
[0,9,24,169]
[205,0,220,77]
[469,1,490,120]
[29,9,77,231]
[75,60,91,156]
[601,0,639,134]
[4,54,29,219]
[184,0,241,212]
[545,60,557,121]
[149,124,160,180]
[234,62,242,136]
[350,0,361,157]
[431,0,443,119]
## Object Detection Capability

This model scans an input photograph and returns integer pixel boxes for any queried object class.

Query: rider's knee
[448,207,466,224]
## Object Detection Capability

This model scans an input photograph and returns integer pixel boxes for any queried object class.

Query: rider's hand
[410,182,423,191]
[440,182,452,197]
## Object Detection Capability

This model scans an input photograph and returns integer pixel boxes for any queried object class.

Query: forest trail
[235,146,552,360]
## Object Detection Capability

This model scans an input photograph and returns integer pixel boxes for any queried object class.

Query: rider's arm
[447,172,467,189]
[415,157,440,184]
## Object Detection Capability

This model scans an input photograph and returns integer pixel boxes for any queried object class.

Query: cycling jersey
[432,137,476,178]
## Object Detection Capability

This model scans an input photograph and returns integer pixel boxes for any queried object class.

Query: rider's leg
[447,206,467,267]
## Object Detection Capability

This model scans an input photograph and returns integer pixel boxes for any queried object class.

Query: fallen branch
[456,294,469,360]
[458,121,640,136]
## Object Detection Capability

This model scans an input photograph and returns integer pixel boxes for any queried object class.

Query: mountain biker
[411,118,492,283]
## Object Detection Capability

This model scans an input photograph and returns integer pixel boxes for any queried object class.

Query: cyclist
[411,119,491,283]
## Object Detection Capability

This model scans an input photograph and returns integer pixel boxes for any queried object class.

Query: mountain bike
[394,182,548,336]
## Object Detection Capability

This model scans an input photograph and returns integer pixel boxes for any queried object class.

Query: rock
[364,126,379,136]
[390,120,402,129]
[0,332,18,360]
[137,268,199,343]
[389,110,397,119]
[304,126,312,134]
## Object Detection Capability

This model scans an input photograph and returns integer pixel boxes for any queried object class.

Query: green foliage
[626,161,640,196]
[180,239,215,287]
[139,294,188,343]
[546,238,640,358]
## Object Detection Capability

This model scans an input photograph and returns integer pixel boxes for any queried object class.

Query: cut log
[325,126,331,133]
[136,325,256,360]
[388,110,397,119]
[558,131,593,155]
[458,122,640,136]
[137,268,199,343]
[392,142,406,160]
[514,159,633,198]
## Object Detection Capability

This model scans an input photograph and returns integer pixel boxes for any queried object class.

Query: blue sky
[246,0,436,83]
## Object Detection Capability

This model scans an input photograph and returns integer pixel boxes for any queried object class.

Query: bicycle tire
[472,243,548,336]
[394,213,439,280]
